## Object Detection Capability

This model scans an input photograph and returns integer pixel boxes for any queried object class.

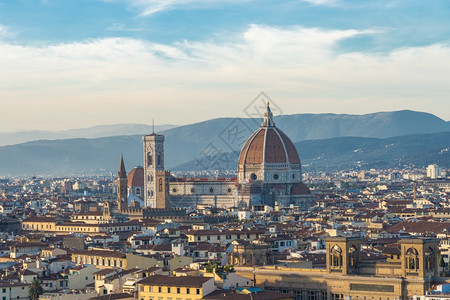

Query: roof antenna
[152,118,155,134]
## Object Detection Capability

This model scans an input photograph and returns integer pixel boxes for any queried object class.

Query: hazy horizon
[0,109,448,133]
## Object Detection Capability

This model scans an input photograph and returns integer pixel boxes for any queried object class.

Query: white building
[427,164,443,179]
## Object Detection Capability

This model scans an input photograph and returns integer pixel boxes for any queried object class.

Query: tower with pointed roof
[117,154,128,211]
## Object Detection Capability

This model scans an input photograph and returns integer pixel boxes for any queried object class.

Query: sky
[0,0,449,131]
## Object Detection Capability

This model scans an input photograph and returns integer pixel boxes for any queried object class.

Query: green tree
[28,279,44,300]
[223,265,234,272]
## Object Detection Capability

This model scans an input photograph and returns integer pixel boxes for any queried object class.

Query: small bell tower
[117,154,128,211]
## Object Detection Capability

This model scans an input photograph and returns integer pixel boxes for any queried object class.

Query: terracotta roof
[238,127,300,165]
[186,228,265,236]
[290,182,311,195]
[72,250,126,258]
[93,268,119,276]
[89,293,134,300]
[382,245,401,255]
[128,166,144,187]
[387,220,450,235]
[204,289,293,300]
[139,275,212,287]
[22,269,37,275]
[23,216,58,223]
[137,244,171,251]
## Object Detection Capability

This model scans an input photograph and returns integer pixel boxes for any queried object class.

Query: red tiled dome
[238,127,301,166]
[127,166,144,187]
[291,182,311,195]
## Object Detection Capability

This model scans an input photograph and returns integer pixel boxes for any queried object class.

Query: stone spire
[117,154,128,211]
[261,101,275,127]
[118,154,127,179]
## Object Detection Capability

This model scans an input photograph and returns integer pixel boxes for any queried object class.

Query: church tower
[103,201,112,223]
[143,132,169,208]
[117,154,128,211]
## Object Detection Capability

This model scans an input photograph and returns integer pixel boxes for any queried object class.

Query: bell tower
[103,201,112,223]
[143,132,168,208]
[400,238,439,279]
[326,236,362,275]
[117,154,128,211]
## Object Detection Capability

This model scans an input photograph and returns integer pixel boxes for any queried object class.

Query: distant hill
[175,132,450,172]
[0,124,177,146]
[0,110,449,176]
[275,110,450,141]
[0,131,449,177]
[1,110,449,148]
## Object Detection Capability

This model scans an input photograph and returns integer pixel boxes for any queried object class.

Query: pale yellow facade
[233,237,449,300]
[72,250,127,269]
[137,276,215,300]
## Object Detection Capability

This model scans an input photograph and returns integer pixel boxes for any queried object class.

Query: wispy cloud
[300,0,339,5]
[107,23,143,32]
[106,0,246,16]
[0,24,11,38]
[0,24,449,130]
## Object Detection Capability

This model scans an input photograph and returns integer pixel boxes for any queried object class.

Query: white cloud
[0,24,449,131]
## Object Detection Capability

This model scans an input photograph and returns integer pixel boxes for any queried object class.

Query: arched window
[159,178,163,192]
[157,155,161,166]
[147,153,153,166]
[406,247,419,270]
[348,246,358,269]
[425,247,434,270]
[330,245,342,267]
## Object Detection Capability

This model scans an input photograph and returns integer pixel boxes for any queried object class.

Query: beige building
[65,264,99,290]
[137,275,216,300]
[0,282,31,300]
[71,249,193,272]
[227,240,274,266]
[72,249,127,269]
[233,237,447,300]
[22,216,140,235]
[71,212,108,224]
[186,228,265,244]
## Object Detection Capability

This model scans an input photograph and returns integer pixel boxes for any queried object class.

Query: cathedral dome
[237,102,303,186]
[238,104,300,166]
[127,166,144,187]
[238,127,300,165]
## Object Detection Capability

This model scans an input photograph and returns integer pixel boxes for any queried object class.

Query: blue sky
[0,0,449,131]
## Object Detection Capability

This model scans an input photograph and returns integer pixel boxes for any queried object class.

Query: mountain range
[0,124,177,147]
[0,110,449,176]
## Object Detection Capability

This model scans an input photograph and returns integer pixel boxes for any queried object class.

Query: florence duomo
[116,102,314,219]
